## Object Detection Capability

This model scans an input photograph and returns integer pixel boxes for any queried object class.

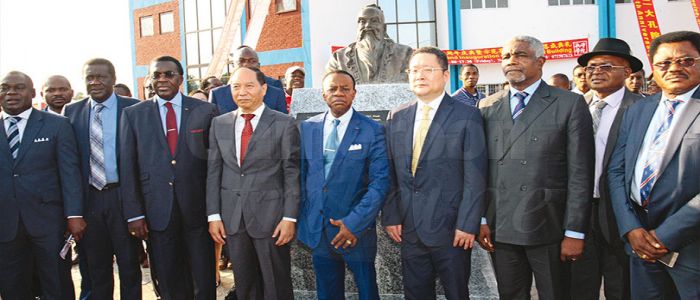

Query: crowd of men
[0,29,699,300]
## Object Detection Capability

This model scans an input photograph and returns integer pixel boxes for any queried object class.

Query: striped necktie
[89,104,107,189]
[512,91,529,120]
[324,119,340,178]
[7,116,21,160]
[639,99,683,207]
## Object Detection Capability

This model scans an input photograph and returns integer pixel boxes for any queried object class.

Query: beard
[357,29,382,51]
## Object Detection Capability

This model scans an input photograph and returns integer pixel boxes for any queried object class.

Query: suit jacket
[596,89,642,245]
[381,94,487,247]
[64,95,139,203]
[479,82,594,246]
[0,109,83,242]
[326,40,413,84]
[607,88,700,252]
[120,95,218,231]
[297,111,390,251]
[206,106,300,238]
[209,76,288,114]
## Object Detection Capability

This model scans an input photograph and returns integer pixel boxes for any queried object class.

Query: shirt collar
[155,92,183,108]
[90,92,117,110]
[1,107,33,120]
[461,87,480,97]
[662,84,700,103]
[417,92,445,112]
[236,103,266,119]
[325,108,354,125]
[592,86,626,109]
[509,79,542,98]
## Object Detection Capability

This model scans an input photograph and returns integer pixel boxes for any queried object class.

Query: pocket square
[348,144,362,151]
[190,128,204,133]
[33,137,49,143]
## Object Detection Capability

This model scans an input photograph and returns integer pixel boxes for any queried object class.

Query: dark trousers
[570,203,629,300]
[228,230,294,300]
[0,220,74,300]
[629,239,700,300]
[400,238,471,300]
[492,242,568,300]
[312,232,379,300]
[82,185,142,299]
[149,201,216,300]
[76,243,93,300]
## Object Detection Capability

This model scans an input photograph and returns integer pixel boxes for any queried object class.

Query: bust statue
[325,4,413,84]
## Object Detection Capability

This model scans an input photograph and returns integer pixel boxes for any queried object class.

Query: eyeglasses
[584,64,628,74]
[151,71,179,79]
[652,57,700,71]
[406,67,446,76]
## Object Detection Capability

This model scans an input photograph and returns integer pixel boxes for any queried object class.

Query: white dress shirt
[591,87,624,198]
[2,108,32,141]
[413,93,444,147]
[324,108,354,149]
[631,85,700,205]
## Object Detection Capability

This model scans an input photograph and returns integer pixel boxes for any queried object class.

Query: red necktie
[164,102,178,156]
[239,114,255,165]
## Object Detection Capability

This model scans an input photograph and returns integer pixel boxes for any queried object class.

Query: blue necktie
[639,99,683,207]
[7,116,21,160]
[512,91,529,120]
[324,119,340,178]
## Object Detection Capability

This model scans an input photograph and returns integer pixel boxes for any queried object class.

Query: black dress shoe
[224,288,238,300]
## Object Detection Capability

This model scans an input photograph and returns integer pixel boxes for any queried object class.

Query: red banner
[444,38,589,65]
[692,0,700,30]
[633,0,662,61]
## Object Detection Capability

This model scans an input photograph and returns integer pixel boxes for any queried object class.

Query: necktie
[7,116,21,160]
[89,104,107,189]
[239,113,255,166]
[412,105,432,175]
[164,102,178,156]
[591,100,608,134]
[512,91,529,120]
[324,119,340,178]
[639,99,683,207]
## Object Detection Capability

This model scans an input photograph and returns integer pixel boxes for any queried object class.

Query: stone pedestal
[289,84,499,299]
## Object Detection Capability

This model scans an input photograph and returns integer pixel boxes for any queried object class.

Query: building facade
[129,0,697,98]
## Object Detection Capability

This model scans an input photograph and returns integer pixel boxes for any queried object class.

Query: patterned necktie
[6,116,21,160]
[639,99,684,207]
[89,104,107,189]
[591,100,608,134]
[324,119,340,178]
[512,91,529,120]
[412,105,432,175]
[164,102,178,156]
[239,113,255,166]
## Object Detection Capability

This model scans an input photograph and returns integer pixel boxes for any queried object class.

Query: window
[183,0,229,87]
[140,16,154,37]
[462,0,508,9]
[615,0,631,3]
[378,0,438,49]
[276,0,297,12]
[549,0,594,5]
[160,12,175,33]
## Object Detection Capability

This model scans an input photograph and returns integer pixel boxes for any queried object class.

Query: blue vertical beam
[179,0,188,93]
[447,0,462,93]
[598,0,616,38]
[300,0,312,85]
[241,1,247,43]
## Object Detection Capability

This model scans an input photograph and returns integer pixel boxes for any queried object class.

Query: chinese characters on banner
[692,0,700,30]
[443,38,590,65]
[632,0,662,63]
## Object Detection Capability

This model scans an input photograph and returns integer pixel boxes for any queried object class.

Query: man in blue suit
[209,45,288,114]
[608,31,700,299]
[381,47,487,300]
[298,70,390,300]
[0,71,85,300]
[64,58,142,299]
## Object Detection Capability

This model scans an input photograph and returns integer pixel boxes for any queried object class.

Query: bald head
[42,75,74,113]
[0,71,36,115]
[232,46,260,68]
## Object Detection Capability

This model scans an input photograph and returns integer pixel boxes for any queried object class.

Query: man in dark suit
[207,66,300,300]
[478,36,594,300]
[0,71,85,300]
[298,70,390,300]
[64,58,142,299]
[121,56,218,300]
[607,31,700,299]
[41,75,73,115]
[568,38,644,300]
[209,45,288,114]
[381,47,487,300]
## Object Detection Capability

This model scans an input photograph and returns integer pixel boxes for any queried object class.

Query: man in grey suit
[0,71,86,300]
[568,38,644,300]
[381,47,487,300]
[608,30,700,299]
[207,66,300,300]
[478,36,594,300]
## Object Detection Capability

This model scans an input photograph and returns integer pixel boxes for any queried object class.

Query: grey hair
[508,35,545,58]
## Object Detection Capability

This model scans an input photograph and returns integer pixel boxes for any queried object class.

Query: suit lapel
[174,97,192,158]
[310,116,324,174]
[77,100,92,164]
[0,119,11,162]
[418,94,454,164]
[14,109,43,166]
[501,83,555,160]
[150,99,171,157]
[602,90,635,170]
[402,102,418,172]
[327,113,360,181]
[627,96,660,177]
[656,99,700,178]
